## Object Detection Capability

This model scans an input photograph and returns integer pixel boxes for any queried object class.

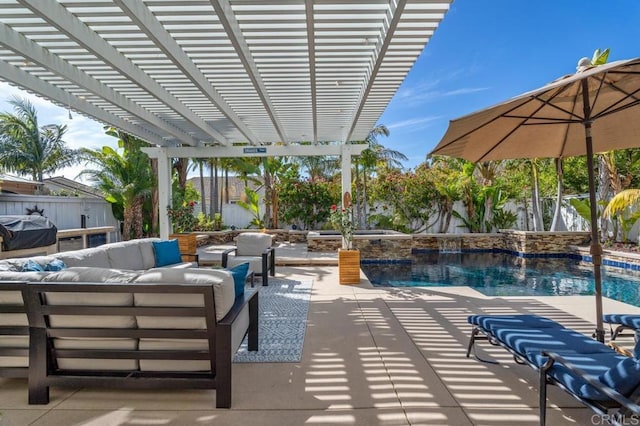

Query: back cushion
[106,242,145,270]
[55,248,110,268]
[236,232,273,256]
[134,268,235,323]
[137,238,160,269]
[42,268,140,328]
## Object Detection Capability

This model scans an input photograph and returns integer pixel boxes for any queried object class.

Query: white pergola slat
[0,0,451,147]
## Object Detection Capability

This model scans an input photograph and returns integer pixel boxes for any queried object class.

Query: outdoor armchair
[222,232,275,286]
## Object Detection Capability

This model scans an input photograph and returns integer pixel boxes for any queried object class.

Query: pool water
[361,252,640,307]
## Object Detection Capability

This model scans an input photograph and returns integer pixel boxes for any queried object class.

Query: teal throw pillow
[229,262,250,299]
[45,259,67,271]
[153,239,183,267]
[21,259,44,272]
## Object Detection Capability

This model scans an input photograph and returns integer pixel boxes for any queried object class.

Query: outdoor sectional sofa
[0,238,258,408]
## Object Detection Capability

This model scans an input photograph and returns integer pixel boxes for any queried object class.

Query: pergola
[0,0,451,238]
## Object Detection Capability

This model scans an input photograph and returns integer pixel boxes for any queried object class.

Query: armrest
[180,253,199,265]
[221,247,237,268]
[218,287,258,327]
[542,351,640,412]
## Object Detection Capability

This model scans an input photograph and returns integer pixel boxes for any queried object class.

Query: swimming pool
[361,251,640,307]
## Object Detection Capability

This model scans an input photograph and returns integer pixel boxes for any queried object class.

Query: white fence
[0,194,119,231]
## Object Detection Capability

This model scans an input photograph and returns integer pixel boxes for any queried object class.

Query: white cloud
[387,116,441,131]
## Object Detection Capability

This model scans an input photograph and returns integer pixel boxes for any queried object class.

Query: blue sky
[0,0,638,179]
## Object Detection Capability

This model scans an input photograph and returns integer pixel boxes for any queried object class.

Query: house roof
[0,1,451,147]
[43,176,104,199]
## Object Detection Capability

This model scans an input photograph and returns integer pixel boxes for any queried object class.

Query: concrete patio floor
[2,246,640,425]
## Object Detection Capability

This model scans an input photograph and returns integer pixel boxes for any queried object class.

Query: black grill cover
[0,215,57,251]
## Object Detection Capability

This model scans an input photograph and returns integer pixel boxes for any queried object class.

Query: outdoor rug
[234,277,313,363]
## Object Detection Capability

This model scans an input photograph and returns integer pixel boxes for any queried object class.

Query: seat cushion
[468,315,564,332]
[236,232,273,256]
[544,352,630,401]
[493,327,612,360]
[134,268,235,323]
[226,256,264,274]
[603,314,640,330]
[152,240,183,267]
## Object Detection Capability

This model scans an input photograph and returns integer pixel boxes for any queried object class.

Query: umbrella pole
[584,121,605,343]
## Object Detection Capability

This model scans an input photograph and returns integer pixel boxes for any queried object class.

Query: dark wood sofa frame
[21,281,258,409]
[0,281,29,378]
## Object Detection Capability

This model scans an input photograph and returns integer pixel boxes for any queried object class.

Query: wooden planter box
[170,233,197,262]
[338,249,360,285]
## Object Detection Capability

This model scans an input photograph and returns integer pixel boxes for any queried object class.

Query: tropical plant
[0,97,78,182]
[80,145,153,240]
[277,171,337,230]
[603,189,640,242]
[568,198,592,230]
[238,187,264,228]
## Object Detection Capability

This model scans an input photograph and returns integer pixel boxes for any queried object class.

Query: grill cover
[0,215,57,251]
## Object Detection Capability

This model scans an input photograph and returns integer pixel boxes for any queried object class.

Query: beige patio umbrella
[431,57,640,342]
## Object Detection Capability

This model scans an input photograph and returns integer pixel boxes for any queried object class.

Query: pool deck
[2,243,640,425]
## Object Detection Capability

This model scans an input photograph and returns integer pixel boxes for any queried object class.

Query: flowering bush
[167,200,197,233]
[330,204,356,250]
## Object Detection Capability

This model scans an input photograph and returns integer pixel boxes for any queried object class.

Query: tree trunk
[362,169,368,230]
[198,161,207,216]
[150,158,159,236]
[263,158,272,228]
[214,160,219,214]
[209,161,215,218]
[597,154,614,241]
[174,158,188,191]
[550,158,567,231]
[531,161,544,231]
[131,195,145,239]
[354,162,362,228]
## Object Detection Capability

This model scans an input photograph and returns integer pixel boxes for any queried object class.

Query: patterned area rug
[234,277,312,363]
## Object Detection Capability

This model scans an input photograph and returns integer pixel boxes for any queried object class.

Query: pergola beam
[344,0,406,142]
[209,0,288,143]
[115,0,253,145]
[142,144,368,159]
[304,0,318,143]
[18,0,221,146]
[0,59,168,146]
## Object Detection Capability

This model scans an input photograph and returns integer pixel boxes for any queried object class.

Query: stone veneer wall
[500,230,590,253]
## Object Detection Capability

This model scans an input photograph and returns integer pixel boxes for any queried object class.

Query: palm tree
[0,97,78,182]
[355,124,407,228]
[80,145,153,240]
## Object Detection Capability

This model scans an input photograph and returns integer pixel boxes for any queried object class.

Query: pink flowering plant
[167,200,197,233]
[329,203,355,250]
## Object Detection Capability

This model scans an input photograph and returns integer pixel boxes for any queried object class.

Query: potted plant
[330,192,360,285]
[168,201,198,261]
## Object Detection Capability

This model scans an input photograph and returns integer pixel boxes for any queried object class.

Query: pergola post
[157,148,172,239]
[341,144,353,203]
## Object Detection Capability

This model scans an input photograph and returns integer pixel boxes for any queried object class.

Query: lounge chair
[603,314,640,341]
[222,232,275,286]
[467,314,640,425]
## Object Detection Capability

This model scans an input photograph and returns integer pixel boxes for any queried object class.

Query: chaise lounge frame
[21,281,258,408]
[467,320,640,426]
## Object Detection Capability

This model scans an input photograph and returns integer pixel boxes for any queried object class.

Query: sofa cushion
[229,262,249,299]
[136,238,160,269]
[236,232,273,256]
[226,256,264,274]
[152,240,182,267]
[600,357,640,397]
[138,338,210,372]
[53,337,138,370]
[55,248,110,268]
[0,271,49,282]
[134,268,235,323]
[106,242,145,270]
[42,268,139,329]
